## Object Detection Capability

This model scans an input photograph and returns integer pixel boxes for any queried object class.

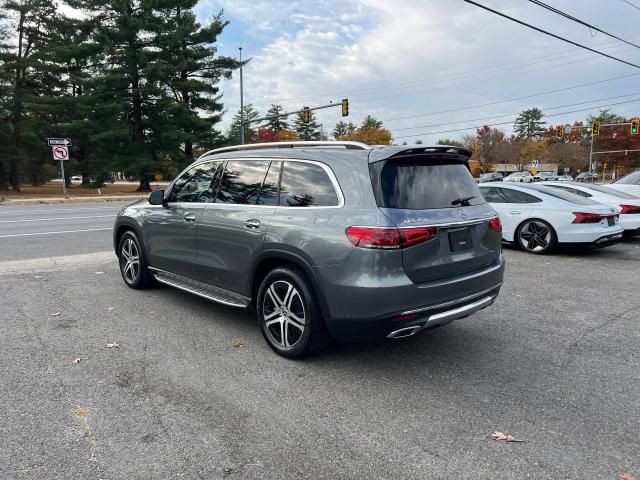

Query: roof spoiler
[368,145,473,163]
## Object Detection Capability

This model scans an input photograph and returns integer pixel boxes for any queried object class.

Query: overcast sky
[195,0,640,142]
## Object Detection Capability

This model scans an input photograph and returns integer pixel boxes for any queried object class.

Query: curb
[0,195,147,206]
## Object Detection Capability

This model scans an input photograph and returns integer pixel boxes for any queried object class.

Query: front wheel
[516,219,556,254]
[257,267,329,358]
[118,231,154,289]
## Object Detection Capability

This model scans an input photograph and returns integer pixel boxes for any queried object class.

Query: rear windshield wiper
[451,195,476,206]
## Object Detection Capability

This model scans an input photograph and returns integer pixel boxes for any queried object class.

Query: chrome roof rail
[198,141,371,159]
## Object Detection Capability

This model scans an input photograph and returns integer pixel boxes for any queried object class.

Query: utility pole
[239,47,244,145]
[588,133,594,176]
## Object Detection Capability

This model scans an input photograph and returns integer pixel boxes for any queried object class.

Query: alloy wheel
[519,220,552,252]
[120,237,140,284]
[262,280,306,348]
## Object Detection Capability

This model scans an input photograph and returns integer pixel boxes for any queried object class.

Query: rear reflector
[572,212,617,224]
[620,204,640,214]
[488,216,502,232]
[345,226,437,249]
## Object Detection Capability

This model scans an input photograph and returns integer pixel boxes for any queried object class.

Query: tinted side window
[552,186,591,197]
[169,162,220,203]
[257,161,281,206]
[280,162,339,207]
[480,187,502,203]
[497,188,540,203]
[216,160,271,205]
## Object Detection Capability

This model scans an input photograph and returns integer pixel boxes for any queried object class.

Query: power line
[464,0,640,69]
[381,71,640,122]
[527,0,640,50]
[621,0,640,11]
[392,97,640,139]
[226,35,640,110]
[390,92,640,133]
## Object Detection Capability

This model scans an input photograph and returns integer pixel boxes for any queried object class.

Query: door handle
[245,219,261,229]
[184,212,197,222]
[510,211,522,214]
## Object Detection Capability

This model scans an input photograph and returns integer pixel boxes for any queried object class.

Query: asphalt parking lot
[0,209,638,478]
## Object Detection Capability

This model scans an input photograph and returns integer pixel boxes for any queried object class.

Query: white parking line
[0,228,113,238]
[0,214,117,224]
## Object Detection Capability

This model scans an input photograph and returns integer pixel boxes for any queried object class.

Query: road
[0,202,639,479]
[0,201,131,261]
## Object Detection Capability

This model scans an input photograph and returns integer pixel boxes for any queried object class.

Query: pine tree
[152,5,240,167]
[361,115,383,130]
[332,120,356,140]
[227,105,260,144]
[513,108,546,140]
[264,104,289,133]
[293,110,321,141]
[0,0,56,190]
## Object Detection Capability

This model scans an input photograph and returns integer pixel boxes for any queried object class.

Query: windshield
[519,184,600,205]
[586,184,639,199]
[613,171,640,185]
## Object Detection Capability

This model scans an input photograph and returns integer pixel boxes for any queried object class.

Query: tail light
[345,226,437,249]
[572,212,615,224]
[620,204,640,214]
[488,216,502,232]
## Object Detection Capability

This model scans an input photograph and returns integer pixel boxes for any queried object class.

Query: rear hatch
[369,147,501,284]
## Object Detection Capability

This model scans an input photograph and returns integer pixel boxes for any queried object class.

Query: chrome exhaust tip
[387,325,423,339]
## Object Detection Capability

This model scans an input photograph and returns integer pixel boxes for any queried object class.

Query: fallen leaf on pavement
[233,340,246,349]
[621,473,637,480]
[34,275,43,279]
[106,342,120,348]
[51,312,60,317]
[491,431,523,442]
[95,271,105,275]
[73,358,83,364]
[107,307,114,311]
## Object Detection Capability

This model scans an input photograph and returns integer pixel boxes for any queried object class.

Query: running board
[150,268,250,309]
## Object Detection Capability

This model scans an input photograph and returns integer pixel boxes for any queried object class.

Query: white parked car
[479,183,623,254]
[606,170,640,197]
[503,172,533,183]
[556,175,574,182]
[540,182,640,236]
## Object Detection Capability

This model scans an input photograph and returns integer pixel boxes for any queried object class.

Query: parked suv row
[114,142,505,357]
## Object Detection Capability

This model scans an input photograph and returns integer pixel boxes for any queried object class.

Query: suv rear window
[371,157,485,209]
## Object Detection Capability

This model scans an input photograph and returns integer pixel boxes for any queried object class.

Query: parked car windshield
[519,184,600,205]
[373,156,485,209]
[613,171,640,185]
[585,184,638,199]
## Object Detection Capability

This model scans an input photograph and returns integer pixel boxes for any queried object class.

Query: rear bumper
[562,231,623,248]
[325,285,501,342]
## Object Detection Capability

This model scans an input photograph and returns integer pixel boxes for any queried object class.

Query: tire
[516,219,557,255]
[256,267,329,358]
[118,230,154,289]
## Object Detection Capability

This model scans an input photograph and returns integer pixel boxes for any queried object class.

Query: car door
[195,159,279,294]
[142,161,221,278]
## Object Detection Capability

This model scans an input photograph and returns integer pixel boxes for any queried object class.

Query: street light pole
[239,47,245,145]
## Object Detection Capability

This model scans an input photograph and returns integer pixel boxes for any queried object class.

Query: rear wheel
[516,219,556,254]
[257,267,328,358]
[118,231,154,289]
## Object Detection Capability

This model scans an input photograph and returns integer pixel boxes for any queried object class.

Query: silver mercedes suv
[114,142,505,358]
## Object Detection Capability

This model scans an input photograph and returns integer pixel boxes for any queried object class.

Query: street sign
[564,125,572,135]
[52,146,69,161]
[531,159,539,168]
[47,138,72,147]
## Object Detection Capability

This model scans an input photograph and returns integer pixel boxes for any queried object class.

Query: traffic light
[341,98,349,117]
[631,118,639,135]
[303,107,310,124]
[555,125,563,139]
[592,121,600,136]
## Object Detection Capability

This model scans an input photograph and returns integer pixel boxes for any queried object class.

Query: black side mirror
[148,190,165,206]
